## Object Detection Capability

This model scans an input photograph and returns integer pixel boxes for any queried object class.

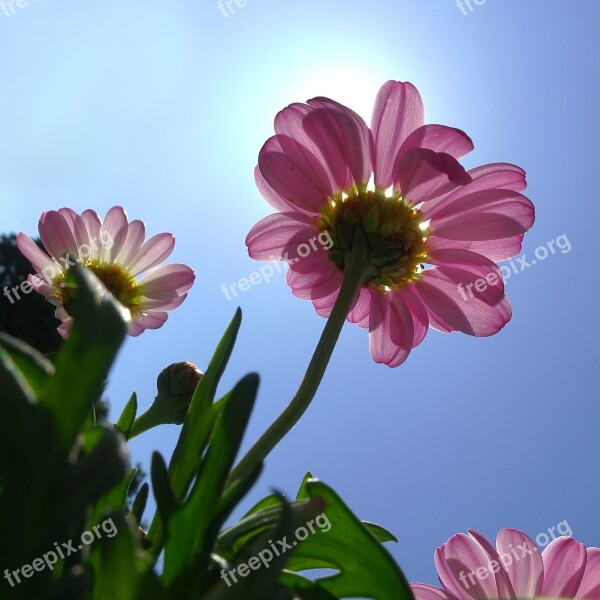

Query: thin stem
[227,231,372,487]
[129,410,155,439]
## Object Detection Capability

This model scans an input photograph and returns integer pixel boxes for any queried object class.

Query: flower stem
[227,230,372,487]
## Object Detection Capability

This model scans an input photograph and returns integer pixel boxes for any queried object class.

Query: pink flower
[17,206,195,338]
[411,529,600,600]
[245,81,535,366]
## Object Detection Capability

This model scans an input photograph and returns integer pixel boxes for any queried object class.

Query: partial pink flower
[411,529,600,600]
[17,206,195,338]
[245,81,535,367]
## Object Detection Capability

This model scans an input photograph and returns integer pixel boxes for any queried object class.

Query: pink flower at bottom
[246,80,535,367]
[17,206,195,338]
[411,529,600,600]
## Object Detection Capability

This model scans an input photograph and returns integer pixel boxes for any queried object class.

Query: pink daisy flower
[246,81,535,366]
[411,529,600,600]
[17,206,195,338]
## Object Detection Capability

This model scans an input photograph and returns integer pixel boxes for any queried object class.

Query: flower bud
[130,362,203,437]
[155,362,203,423]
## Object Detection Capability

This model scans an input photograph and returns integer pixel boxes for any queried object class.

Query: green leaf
[116,392,138,440]
[91,466,137,527]
[151,451,180,525]
[169,308,242,495]
[39,267,129,450]
[208,460,264,558]
[92,512,163,600]
[364,521,398,543]
[163,372,259,591]
[216,499,315,559]
[284,477,413,600]
[147,309,242,557]
[278,572,340,600]
[202,496,299,600]
[131,482,150,526]
[0,332,54,397]
[66,426,131,514]
[0,343,40,465]
[0,341,36,404]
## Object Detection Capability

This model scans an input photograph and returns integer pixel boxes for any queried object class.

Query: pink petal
[422,164,528,219]
[434,545,475,600]
[311,286,343,318]
[57,318,73,339]
[133,311,168,331]
[541,537,587,598]
[427,235,525,263]
[395,148,471,205]
[128,322,145,337]
[127,233,175,276]
[58,208,90,251]
[114,220,146,265]
[307,273,370,319]
[139,294,188,312]
[255,164,316,217]
[275,103,348,195]
[274,134,336,198]
[38,211,79,260]
[100,206,129,262]
[27,273,54,296]
[441,533,503,600]
[371,81,424,189]
[399,284,430,348]
[495,529,542,598]
[286,251,342,301]
[397,124,474,164]
[258,136,330,214]
[575,548,600,599]
[411,583,454,600]
[415,250,511,336]
[465,530,515,599]
[308,98,374,187]
[245,212,318,262]
[427,249,506,297]
[16,233,55,273]
[80,209,103,260]
[368,292,415,368]
[347,287,373,328]
[54,305,69,321]
[466,163,527,192]
[429,189,535,242]
[138,264,195,300]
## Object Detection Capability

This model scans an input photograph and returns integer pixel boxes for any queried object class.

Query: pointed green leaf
[169,308,242,495]
[151,451,179,526]
[93,512,163,600]
[163,373,259,590]
[202,496,298,600]
[147,309,241,557]
[0,332,54,396]
[278,572,340,600]
[39,267,128,450]
[284,478,412,600]
[131,482,150,526]
[116,392,138,440]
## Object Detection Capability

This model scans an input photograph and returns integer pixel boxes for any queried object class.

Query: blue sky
[1,0,599,589]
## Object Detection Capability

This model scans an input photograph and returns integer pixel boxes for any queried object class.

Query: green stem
[227,231,372,487]
[129,409,156,439]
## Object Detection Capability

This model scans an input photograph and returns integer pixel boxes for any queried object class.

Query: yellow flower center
[56,261,143,316]
[317,189,429,290]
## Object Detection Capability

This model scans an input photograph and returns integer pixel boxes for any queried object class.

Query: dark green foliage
[0,233,62,355]
[0,267,412,599]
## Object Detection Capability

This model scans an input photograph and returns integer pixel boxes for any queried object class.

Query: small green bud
[130,362,203,438]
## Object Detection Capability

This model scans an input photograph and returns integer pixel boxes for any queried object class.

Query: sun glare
[284,65,388,124]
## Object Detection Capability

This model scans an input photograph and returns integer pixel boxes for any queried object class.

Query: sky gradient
[1,0,599,589]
